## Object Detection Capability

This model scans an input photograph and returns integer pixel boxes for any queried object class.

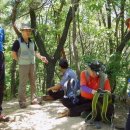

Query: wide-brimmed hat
[20,23,33,30]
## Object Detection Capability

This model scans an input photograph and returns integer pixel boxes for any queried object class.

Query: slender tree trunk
[10,0,21,98]
[120,0,126,42]
[106,0,113,54]
[10,60,18,97]
[71,0,80,76]
[30,0,80,88]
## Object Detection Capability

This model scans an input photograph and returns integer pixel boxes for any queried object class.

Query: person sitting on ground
[80,60,113,123]
[43,58,79,101]
[42,58,81,117]
[55,60,112,118]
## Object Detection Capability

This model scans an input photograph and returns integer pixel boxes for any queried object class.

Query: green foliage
[127,41,130,46]
[0,0,129,100]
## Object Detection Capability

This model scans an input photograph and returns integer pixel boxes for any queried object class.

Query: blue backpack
[64,78,80,104]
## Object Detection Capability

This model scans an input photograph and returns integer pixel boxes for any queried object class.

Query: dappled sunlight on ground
[0,99,86,130]
[0,99,127,130]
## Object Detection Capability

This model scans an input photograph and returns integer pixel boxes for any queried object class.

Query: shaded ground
[0,99,128,130]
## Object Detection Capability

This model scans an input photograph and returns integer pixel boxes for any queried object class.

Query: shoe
[37,97,42,105]
[94,121,101,129]
[31,98,39,105]
[0,114,10,122]
[57,110,70,118]
[19,102,27,108]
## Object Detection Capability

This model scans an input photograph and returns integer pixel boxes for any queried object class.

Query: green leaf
[127,41,130,46]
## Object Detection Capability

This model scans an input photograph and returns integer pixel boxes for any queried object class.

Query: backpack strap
[85,70,107,90]
[85,69,90,82]
[101,92,111,123]
[85,92,100,122]
[98,72,107,90]
[91,92,100,120]
[85,92,111,123]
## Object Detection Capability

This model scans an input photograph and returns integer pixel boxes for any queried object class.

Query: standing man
[0,26,9,121]
[12,23,48,108]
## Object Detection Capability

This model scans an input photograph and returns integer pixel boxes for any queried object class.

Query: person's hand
[104,90,111,94]
[92,89,97,94]
[40,56,48,64]
[47,87,52,91]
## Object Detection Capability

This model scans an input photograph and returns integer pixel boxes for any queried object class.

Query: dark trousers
[48,89,64,100]
[126,108,130,130]
[61,96,92,117]
[48,89,92,117]
[0,51,5,114]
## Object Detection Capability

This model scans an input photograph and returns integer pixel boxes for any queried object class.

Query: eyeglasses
[21,29,32,32]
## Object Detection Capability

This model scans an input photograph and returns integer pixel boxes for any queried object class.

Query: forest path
[0,99,127,130]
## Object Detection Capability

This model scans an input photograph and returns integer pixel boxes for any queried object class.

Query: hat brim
[20,28,33,31]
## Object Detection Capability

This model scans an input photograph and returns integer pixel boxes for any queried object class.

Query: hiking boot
[31,98,40,105]
[19,102,27,109]
[94,121,101,129]
[37,97,42,105]
[57,109,70,118]
[0,114,10,122]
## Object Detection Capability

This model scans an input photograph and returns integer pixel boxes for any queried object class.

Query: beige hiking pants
[18,64,36,103]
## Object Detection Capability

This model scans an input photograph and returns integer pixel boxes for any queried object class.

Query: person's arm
[80,71,97,94]
[81,85,97,94]
[47,84,62,92]
[12,22,21,37]
[35,52,48,64]
[11,40,19,61]
[12,51,18,61]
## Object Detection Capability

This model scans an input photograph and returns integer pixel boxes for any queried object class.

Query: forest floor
[0,98,128,130]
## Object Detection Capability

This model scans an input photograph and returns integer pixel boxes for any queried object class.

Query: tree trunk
[10,60,18,97]
[30,0,80,88]
[10,1,21,98]
[71,0,80,76]
[106,0,113,54]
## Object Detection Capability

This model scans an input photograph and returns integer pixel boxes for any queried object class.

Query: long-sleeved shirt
[80,70,111,99]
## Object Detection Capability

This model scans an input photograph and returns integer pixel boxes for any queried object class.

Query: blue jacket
[0,27,5,51]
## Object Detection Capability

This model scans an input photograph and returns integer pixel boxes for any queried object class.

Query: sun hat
[20,23,33,30]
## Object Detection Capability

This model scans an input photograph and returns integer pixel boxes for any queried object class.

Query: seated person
[65,61,112,119]
[48,60,111,118]
[80,61,113,123]
[43,58,79,100]
[42,58,80,117]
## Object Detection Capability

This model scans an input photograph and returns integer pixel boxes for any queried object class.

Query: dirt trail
[0,99,127,130]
